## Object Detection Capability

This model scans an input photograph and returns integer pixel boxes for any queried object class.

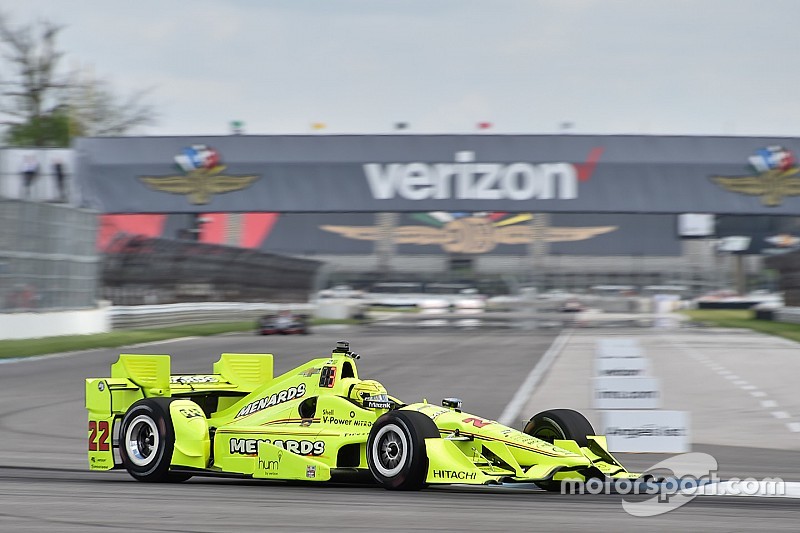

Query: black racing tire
[523,409,596,492]
[367,410,440,490]
[165,472,192,483]
[523,408,595,447]
[119,397,188,482]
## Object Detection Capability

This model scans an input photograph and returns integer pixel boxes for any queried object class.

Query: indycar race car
[85,341,640,490]
[256,311,309,335]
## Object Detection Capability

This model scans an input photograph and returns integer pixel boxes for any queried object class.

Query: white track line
[695,481,800,498]
[664,337,798,437]
[498,330,572,426]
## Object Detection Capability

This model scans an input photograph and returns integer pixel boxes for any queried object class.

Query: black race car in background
[256,311,310,335]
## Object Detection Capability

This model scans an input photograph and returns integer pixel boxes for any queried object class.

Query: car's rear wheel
[367,411,439,490]
[523,409,595,492]
[119,397,189,482]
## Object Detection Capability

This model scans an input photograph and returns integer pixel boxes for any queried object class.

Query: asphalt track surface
[1,326,798,531]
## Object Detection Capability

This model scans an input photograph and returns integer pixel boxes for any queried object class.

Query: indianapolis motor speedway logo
[710,146,800,206]
[321,212,617,254]
[139,145,259,204]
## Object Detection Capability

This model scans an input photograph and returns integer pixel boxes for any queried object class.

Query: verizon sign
[364,151,580,201]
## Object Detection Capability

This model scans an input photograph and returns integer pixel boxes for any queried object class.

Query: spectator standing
[53,158,67,202]
[20,154,40,200]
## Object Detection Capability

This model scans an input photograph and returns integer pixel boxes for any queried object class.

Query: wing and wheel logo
[711,146,800,206]
[322,212,617,254]
[139,145,259,204]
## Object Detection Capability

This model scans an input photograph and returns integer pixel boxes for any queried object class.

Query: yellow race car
[85,341,639,490]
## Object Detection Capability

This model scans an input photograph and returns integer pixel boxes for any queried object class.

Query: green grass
[0,318,359,360]
[680,309,800,343]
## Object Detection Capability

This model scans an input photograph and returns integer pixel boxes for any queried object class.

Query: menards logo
[364,148,603,201]
[236,384,306,418]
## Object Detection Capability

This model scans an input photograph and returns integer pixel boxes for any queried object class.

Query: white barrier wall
[592,376,662,409]
[0,303,111,340]
[593,337,690,453]
[0,148,76,202]
[594,357,650,377]
[0,302,322,340]
[595,338,644,358]
[601,410,691,453]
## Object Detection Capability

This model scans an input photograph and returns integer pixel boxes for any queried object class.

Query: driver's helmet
[349,380,392,409]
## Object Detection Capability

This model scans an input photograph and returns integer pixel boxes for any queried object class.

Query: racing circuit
[1,325,799,531]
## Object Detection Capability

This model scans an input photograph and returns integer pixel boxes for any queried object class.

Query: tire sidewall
[368,416,415,489]
[119,398,175,481]
[367,411,438,490]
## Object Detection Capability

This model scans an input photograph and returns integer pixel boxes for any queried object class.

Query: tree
[68,74,158,137]
[4,105,70,146]
[0,11,157,147]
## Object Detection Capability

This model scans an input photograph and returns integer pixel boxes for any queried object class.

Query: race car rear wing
[105,352,274,394]
[85,352,273,471]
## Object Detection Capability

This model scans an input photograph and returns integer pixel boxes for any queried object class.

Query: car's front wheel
[367,410,439,490]
[523,408,596,491]
[523,408,595,446]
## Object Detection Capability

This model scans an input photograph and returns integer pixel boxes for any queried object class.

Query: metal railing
[110,302,314,329]
[0,199,99,311]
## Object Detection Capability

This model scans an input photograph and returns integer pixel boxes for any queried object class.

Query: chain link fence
[0,199,99,311]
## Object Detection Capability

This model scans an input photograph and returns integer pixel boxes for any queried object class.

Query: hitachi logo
[364,151,579,201]
[432,469,477,480]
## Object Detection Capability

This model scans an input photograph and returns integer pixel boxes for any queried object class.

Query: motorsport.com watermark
[555,453,786,517]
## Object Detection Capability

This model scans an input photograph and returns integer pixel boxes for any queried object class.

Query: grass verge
[0,318,360,360]
[680,309,800,343]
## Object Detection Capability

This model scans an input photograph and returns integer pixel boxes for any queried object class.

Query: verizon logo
[364,150,601,201]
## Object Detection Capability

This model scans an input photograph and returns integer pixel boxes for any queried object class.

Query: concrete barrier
[110,302,315,329]
[0,301,111,340]
[0,301,318,340]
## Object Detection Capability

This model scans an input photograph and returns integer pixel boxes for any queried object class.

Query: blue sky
[6,0,800,137]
